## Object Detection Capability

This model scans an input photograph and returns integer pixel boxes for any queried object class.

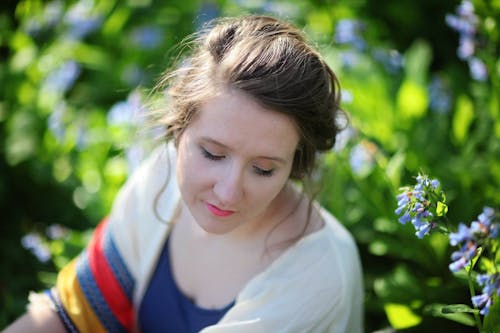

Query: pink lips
[206,203,235,217]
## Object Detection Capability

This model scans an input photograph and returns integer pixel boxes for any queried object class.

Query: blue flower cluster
[472,273,500,315]
[396,175,499,317]
[448,207,499,315]
[449,207,498,272]
[445,0,488,81]
[395,175,443,239]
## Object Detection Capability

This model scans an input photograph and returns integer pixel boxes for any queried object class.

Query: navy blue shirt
[139,237,234,332]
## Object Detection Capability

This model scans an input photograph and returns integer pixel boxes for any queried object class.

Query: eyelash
[253,167,274,177]
[201,147,224,161]
[200,147,275,177]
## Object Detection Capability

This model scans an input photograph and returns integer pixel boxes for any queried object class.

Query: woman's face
[176,90,300,236]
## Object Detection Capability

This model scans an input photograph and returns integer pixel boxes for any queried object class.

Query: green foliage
[1,0,499,332]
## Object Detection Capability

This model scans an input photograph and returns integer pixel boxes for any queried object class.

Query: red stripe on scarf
[87,219,134,330]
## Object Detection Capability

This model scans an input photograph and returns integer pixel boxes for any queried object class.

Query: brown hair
[156,15,345,180]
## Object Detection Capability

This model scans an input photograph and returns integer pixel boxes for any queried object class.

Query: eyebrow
[201,137,288,165]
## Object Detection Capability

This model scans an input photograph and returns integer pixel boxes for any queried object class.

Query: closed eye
[201,146,225,161]
[253,166,274,177]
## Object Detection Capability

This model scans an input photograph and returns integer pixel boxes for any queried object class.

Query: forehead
[186,90,300,157]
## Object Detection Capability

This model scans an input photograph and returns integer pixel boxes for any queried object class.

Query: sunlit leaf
[436,201,448,216]
[396,80,428,120]
[384,303,422,329]
[452,94,474,145]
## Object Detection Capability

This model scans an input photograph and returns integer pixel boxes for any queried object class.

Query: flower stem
[468,267,482,331]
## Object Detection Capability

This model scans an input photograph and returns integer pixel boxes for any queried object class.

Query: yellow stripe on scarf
[57,259,107,333]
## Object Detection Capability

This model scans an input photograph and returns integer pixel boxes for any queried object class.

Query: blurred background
[0,0,499,331]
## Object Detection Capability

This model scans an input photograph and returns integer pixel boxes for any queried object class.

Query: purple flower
[470,206,498,238]
[472,273,500,315]
[121,64,145,87]
[21,233,51,263]
[445,1,488,81]
[43,61,81,94]
[46,224,69,240]
[458,36,475,60]
[339,50,360,70]
[64,0,103,39]
[448,207,498,274]
[468,57,488,81]
[24,1,64,36]
[449,241,478,272]
[48,102,67,141]
[349,141,376,177]
[428,76,452,114]
[399,211,411,224]
[395,174,444,238]
[372,48,404,74]
[107,90,145,126]
[130,26,163,50]
[334,19,366,51]
[333,125,355,152]
[449,223,472,246]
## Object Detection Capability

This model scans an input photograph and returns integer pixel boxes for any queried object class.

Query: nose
[213,165,244,206]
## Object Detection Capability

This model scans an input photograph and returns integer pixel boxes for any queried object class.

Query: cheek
[176,147,212,195]
[247,176,289,207]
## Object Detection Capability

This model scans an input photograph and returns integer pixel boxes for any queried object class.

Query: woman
[4,15,363,333]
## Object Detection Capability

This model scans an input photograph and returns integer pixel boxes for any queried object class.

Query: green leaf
[436,201,448,217]
[441,304,478,314]
[466,247,483,272]
[424,303,477,327]
[404,39,432,85]
[384,303,422,329]
[396,80,428,120]
[483,296,500,332]
[452,94,474,145]
[386,150,406,188]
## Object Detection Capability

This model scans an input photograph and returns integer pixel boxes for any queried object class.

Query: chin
[196,220,235,235]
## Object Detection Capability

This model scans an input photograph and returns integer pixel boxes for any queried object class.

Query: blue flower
[415,223,433,239]
[399,211,411,224]
[428,76,452,114]
[24,0,64,36]
[458,35,475,60]
[372,48,404,74]
[64,0,102,39]
[349,141,376,177]
[470,206,498,238]
[394,174,443,238]
[130,26,163,50]
[449,241,478,272]
[445,1,488,81]
[449,223,472,246]
[107,90,144,126]
[334,19,366,51]
[472,273,500,315]
[339,50,360,70]
[468,57,488,82]
[21,233,51,263]
[48,102,67,141]
[46,224,69,240]
[448,207,498,274]
[43,61,81,94]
